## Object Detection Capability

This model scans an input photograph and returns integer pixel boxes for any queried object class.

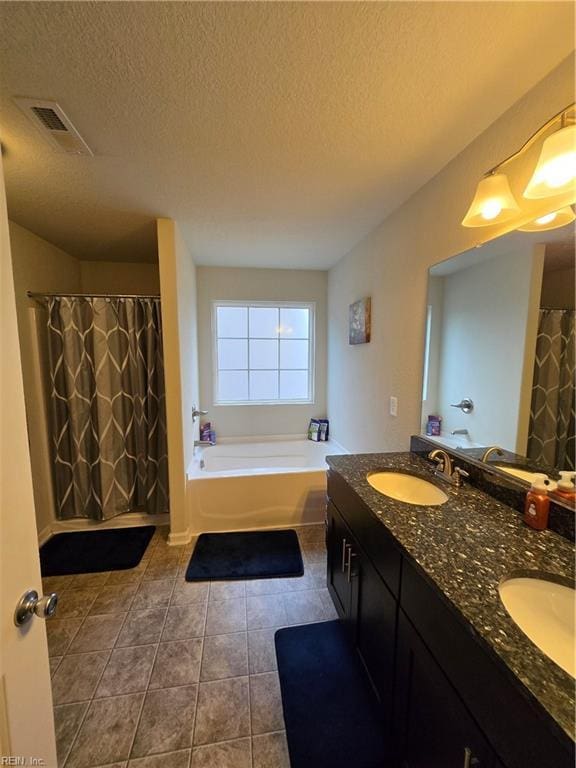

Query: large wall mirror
[420,223,575,492]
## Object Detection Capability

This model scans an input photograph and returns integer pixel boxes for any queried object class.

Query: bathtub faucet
[194,439,214,447]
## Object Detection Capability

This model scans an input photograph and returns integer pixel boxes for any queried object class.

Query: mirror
[421,223,575,495]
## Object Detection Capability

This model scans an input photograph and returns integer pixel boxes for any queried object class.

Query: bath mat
[275,620,388,768]
[185,529,303,581]
[40,525,156,576]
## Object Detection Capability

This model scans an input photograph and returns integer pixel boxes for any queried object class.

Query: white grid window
[213,301,315,405]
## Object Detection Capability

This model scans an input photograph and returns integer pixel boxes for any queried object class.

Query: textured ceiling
[0,2,574,267]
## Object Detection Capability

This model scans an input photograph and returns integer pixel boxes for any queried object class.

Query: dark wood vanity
[326,465,574,768]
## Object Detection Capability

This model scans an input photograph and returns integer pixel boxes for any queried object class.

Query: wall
[197,266,327,438]
[157,218,199,542]
[434,248,543,451]
[540,266,576,310]
[327,56,574,453]
[9,221,161,538]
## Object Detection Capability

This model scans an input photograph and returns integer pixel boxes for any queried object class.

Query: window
[213,301,314,404]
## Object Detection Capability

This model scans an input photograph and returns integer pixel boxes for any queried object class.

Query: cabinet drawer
[328,470,402,599]
[401,559,574,768]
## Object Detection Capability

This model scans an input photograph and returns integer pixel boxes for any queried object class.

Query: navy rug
[275,620,388,768]
[185,529,303,581]
[40,526,156,576]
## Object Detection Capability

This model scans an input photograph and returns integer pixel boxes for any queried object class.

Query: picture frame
[349,297,371,344]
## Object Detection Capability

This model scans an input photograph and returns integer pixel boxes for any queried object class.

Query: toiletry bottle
[523,474,557,530]
[556,471,576,500]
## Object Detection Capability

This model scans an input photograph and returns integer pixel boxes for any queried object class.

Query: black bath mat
[185,529,303,581]
[40,525,156,576]
[275,620,388,768]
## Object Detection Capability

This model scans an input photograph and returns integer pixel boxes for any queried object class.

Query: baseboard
[44,512,170,541]
[37,525,53,547]
[168,527,194,546]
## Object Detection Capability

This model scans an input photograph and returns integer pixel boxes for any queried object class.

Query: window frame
[211,299,316,406]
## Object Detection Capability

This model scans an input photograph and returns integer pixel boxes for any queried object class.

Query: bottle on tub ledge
[200,422,216,445]
[308,418,329,442]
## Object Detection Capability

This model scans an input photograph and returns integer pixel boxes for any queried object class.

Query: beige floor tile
[246,595,288,630]
[51,651,110,705]
[57,588,97,619]
[128,750,190,767]
[66,692,144,768]
[247,629,278,674]
[67,572,111,590]
[68,613,127,653]
[205,599,246,636]
[170,581,210,607]
[252,731,290,768]
[95,645,157,698]
[193,677,250,746]
[191,738,251,768]
[116,608,167,647]
[50,656,63,677]
[245,579,290,597]
[149,638,203,689]
[208,581,246,602]
[249,672,284,735]
[89,584,138,616]
[282,590,328,625]
[131,685,197,757]
[162,603,207,641]
[200,633,248,681]
[54,701,89,767]
[143,560,180,581]
[42,575,73,593]
[132,579,174,611]
[46,618,83,656]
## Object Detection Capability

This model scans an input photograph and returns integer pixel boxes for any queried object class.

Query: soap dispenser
[523,474,557,531]
[556,471,576,500]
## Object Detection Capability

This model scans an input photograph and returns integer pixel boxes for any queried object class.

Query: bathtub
[186,437,346,533]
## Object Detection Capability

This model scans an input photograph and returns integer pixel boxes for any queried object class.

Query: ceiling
[0,2,574,267]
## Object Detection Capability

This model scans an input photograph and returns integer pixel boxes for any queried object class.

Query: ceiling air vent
[13,97,93,156]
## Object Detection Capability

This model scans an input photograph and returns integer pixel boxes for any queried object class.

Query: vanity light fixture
[462,104,576,228]
[518,205,575,232]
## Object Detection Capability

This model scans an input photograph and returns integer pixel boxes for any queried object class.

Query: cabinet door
[352,546,397,726]
[395,612,496,768]
[326,501,353,623]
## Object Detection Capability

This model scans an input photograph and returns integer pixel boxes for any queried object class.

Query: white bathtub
[186,437,346,533]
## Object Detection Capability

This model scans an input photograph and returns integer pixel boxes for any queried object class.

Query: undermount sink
[494,464,540,484]
[367,471,449,506]
[498,574,575,677]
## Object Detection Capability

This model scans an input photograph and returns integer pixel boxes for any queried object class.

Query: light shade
[524,124,576,199]
[461,173,520,227]
[518,206,575,232]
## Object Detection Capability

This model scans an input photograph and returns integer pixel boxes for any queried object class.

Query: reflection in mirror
[421,224,575,487]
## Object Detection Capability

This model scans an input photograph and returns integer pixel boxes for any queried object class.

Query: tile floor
[45,524,337,768]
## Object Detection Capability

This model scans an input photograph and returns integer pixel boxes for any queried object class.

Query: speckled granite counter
[326,451,575,742]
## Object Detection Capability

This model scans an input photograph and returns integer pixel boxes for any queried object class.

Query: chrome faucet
[481,446,505,463]
[194,439,214,447]
[428,449,469,488]
[451,429,469,436]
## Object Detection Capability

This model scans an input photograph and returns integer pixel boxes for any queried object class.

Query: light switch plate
[390,396,398,417]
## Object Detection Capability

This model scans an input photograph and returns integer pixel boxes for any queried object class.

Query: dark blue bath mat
[40,526,156,576]
[275,620,388,768]
[185,529,303,581]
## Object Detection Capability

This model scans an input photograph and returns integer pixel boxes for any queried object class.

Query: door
[394,612,495,768]
[0,155,57,763]
[326,501,353,622]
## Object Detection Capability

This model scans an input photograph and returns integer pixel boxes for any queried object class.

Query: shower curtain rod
[27,290,161,300]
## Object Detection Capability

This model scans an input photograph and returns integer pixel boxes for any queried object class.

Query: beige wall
[157,218,199,542]
[80,260,160,294]
[197,266,327,438]
[9,220,161,537]
[327,56,574,453]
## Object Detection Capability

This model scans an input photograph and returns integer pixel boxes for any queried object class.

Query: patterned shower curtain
[527,309,576,472]
[47,297,169,520]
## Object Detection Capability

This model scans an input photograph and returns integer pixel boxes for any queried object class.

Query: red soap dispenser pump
[523,474,557,530]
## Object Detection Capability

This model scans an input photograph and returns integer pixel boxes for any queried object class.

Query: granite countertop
[326,451,575,742]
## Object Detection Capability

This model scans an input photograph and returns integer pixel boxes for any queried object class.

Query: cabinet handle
[346,549,357,582]
[341,538,348,572]
[463,747,479,768]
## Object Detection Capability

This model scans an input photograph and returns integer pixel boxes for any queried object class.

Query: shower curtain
[47,296,169,520]
[527,309,575,472]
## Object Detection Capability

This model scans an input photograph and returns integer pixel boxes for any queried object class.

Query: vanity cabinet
[326,469,574,768]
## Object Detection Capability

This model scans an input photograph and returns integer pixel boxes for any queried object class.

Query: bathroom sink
[498,574,575,677]
[366,472,448,506]
[493,464,540,484]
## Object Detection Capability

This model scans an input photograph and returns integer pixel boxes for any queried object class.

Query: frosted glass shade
[461,173,520,227]
[524,125,576,199]
[518,206,575,232]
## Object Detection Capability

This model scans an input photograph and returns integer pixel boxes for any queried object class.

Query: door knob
[14,589,58,627]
